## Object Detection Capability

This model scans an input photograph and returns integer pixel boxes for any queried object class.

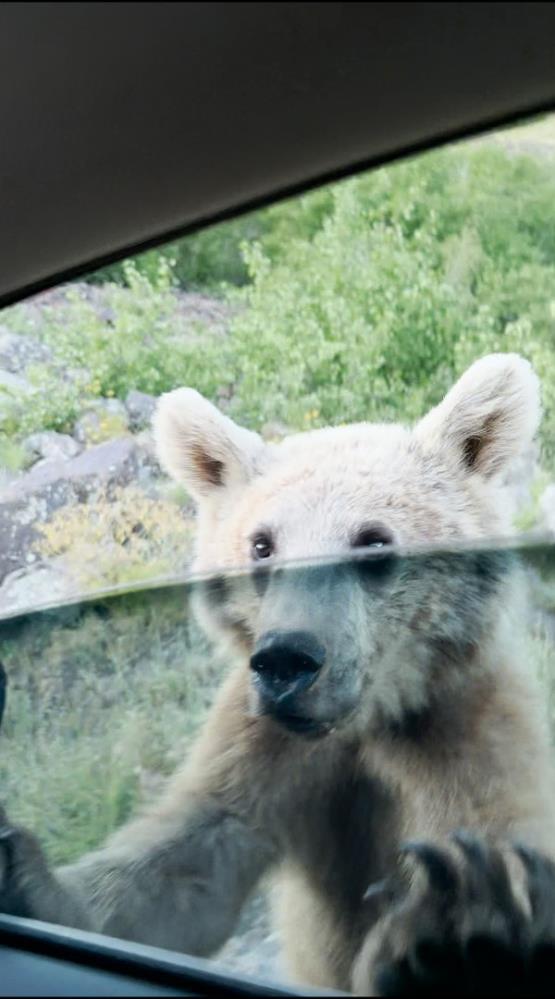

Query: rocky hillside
[0,284,235,614]
[0,280,551,619]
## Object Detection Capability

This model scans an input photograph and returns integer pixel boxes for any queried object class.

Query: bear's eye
[251,532,274,561]
[351,524,393,550]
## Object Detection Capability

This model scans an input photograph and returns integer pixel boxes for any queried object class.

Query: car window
[1,112,555,995]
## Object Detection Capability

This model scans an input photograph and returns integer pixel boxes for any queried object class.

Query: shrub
[36,486,195,590]
[0,435,31,472]
[90,190,332,290]
[0,259,229,439]
[3,134,555,467]
[75,408,130,446]
[222,144,555,467]
[0,587,225,863]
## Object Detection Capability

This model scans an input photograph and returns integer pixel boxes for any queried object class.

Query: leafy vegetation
[0,588,226,863]
[2,545,555,867]
[35,485,195,590]
[223,147,555,461]
[2,138,555,464]
[0,260,226,440]
[2,121,555,910]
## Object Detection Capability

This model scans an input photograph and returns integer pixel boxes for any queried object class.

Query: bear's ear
[153,389,267,501]
[414,354,541,478]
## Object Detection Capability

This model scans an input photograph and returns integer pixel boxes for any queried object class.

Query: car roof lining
[3,96,554,313]
[2,3,555,308]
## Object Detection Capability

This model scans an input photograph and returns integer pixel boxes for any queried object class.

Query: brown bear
[1,353,554,994]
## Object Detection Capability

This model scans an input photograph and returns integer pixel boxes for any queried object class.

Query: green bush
[0,259,230,438]
[0,435,31,472]
[36,485,195,590]
[34,260,223,400]
[3,138,555,464]
[221,145,555,464]
[90,189,332,291]
[0,588,225,863]
[91,218,263,290]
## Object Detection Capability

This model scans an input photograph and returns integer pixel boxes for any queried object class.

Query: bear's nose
[250,630,325,706]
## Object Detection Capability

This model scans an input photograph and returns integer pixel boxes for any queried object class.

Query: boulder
[125,390,156,430]
[217,892,282,981]
[173,290,231,334]
[22,431,81,465]
[133,430,162,483]
[0,468,17,491]
[503,443,540,520]
[74,399,129,445]
[0,368,34,395]
[0,438,146,582]
[540,484,555,534]
[261,420,293,442]
[0,329,51,374]
[0,368,36,423]
[0,562,75,618]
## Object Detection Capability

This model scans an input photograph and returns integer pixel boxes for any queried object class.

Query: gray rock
[0,562,75,618]
[0,370,35,428]
[0,438,145,582]
[261,421,292,442]
[64,366,91,387]
[0,481,73,582]
[173,290,231,334]
[0,368,34,396]
[74,399,129,445]
[134,430,162,482]
[0,468,18,491]
[0,330,51,374]
[64,438,141,494]
[216,890,283,983]
[125,390,157,430]
[540,484,555,534]
[23,431,81,465]
[503,443,540,520]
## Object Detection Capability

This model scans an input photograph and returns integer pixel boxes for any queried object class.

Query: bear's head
[154,354,540,738]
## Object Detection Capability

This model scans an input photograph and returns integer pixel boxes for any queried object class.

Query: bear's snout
[250,630,325,724]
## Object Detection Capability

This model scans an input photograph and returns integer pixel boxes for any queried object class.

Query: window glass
[1,113,555,994]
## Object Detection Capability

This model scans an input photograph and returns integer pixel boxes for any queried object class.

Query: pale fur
[2,354,554,994]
